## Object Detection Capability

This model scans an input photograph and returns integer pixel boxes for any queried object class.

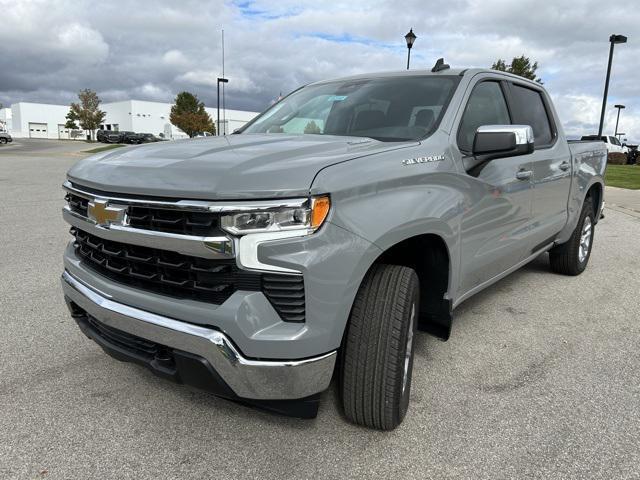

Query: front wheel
[341,264,419,430]
[0,138,7,145]
[549,197,595,275]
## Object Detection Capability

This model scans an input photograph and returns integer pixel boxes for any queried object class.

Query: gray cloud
[0,0,638,141]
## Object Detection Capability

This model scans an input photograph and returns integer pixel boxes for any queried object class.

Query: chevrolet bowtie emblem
[87,199,127,227]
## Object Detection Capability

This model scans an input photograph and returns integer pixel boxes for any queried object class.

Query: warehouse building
[4,100,258,140]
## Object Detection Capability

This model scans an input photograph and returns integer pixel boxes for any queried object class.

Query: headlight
[221,195,330,235]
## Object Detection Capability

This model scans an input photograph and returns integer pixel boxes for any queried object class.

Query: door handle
[516,169,532,180]
[559,161,571,171]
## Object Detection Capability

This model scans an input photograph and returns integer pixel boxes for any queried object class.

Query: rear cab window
[507,83,556,148]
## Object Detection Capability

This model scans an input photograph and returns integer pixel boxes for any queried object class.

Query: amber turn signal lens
[311,196,331,229]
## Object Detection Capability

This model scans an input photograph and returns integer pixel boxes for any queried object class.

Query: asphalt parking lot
[1,139,639,479]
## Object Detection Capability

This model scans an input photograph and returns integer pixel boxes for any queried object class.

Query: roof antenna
[431,58,450,72]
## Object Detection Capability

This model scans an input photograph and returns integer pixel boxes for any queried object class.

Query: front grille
[65,192,221,236]
[66,193,88,217]
[71,228,306,321]
[128,205,221,236]
[73,228,261,304]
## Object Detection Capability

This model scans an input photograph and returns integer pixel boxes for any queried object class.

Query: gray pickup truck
[61,64,606,430]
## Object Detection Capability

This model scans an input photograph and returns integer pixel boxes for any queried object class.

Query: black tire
[549,197,595,275]
[0,138,7,145]
[341,264,419,430]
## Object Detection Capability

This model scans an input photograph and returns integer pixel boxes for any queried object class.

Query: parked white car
[581,135,628,155]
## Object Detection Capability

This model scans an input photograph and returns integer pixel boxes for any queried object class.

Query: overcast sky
[0,0,638,141]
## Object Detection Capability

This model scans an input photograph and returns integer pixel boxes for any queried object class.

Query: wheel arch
[586,181,603,223]
[347,230,455,342]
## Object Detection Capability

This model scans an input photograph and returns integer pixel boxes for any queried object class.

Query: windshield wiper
[352,135,413,142]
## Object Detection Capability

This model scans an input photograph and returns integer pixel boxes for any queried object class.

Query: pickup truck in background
[61,64,606,430]
[581,134,629,157]
[0,131,12,144]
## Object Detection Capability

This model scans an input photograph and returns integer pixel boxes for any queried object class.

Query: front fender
[311,145,465,297]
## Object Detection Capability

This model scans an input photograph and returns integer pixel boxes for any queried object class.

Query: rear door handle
[516,169,532,180]
[559,161,571,171]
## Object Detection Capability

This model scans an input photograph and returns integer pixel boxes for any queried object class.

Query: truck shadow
[131,253,555,431]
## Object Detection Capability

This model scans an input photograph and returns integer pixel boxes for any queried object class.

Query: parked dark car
[626,145,638,164]
[140,133,162,143]
[122,132,145,144]
[0,132,12,144]
[104,131,122,143]
[103,131,131,143]
[96,130,109,143]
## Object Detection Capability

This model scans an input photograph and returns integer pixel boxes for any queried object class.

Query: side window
[457,82,510,153]
[611,136,620,146]
[509,84,554,147]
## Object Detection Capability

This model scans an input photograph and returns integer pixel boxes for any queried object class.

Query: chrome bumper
[61,271,336,400]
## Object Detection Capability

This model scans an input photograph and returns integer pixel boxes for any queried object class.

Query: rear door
[506,82,571,249]
[455,79,534,294]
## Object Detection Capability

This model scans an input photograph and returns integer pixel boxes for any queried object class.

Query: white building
[5,100,258,140]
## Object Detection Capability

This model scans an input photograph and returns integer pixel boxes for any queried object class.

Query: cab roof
[310,67,543,88]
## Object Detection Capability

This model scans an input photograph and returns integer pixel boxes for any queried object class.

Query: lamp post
[217,77,229,136]
[404,29,416,70]
[597,34,627,136]
[613,104,625,137]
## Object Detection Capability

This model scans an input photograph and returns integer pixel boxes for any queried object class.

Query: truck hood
[68,134,416,200]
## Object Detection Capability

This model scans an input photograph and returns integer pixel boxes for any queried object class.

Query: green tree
[491,55,542,83]
[64,110,79,130]
[303,120,322,134]
[69,89,106,140]
[62,110,80,139]
[170,92,215,138]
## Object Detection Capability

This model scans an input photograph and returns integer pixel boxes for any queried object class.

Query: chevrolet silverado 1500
[61,64,606,430]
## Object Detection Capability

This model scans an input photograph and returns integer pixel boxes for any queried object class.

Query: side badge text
[402,154,445,166]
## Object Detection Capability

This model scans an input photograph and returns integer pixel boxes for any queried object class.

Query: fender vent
[262,274,305,323]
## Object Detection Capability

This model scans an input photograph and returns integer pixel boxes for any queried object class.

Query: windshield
[242,75,460,142]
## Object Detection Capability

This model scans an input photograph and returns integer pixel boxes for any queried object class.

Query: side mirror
[473,125,534,158]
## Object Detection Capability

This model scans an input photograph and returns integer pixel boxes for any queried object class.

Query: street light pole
[597,34,627,137]
[614,104,625,137]
[404,29,416,70]
[217,77,228,136]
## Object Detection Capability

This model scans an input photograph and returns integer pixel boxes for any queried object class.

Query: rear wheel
[549,197,595,275]
[341,264,419,430]
[0,138,7,145]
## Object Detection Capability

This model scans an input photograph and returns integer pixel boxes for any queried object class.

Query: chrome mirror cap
[476,125,534,146]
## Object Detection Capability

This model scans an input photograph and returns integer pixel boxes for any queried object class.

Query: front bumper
[62,270,336,403]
